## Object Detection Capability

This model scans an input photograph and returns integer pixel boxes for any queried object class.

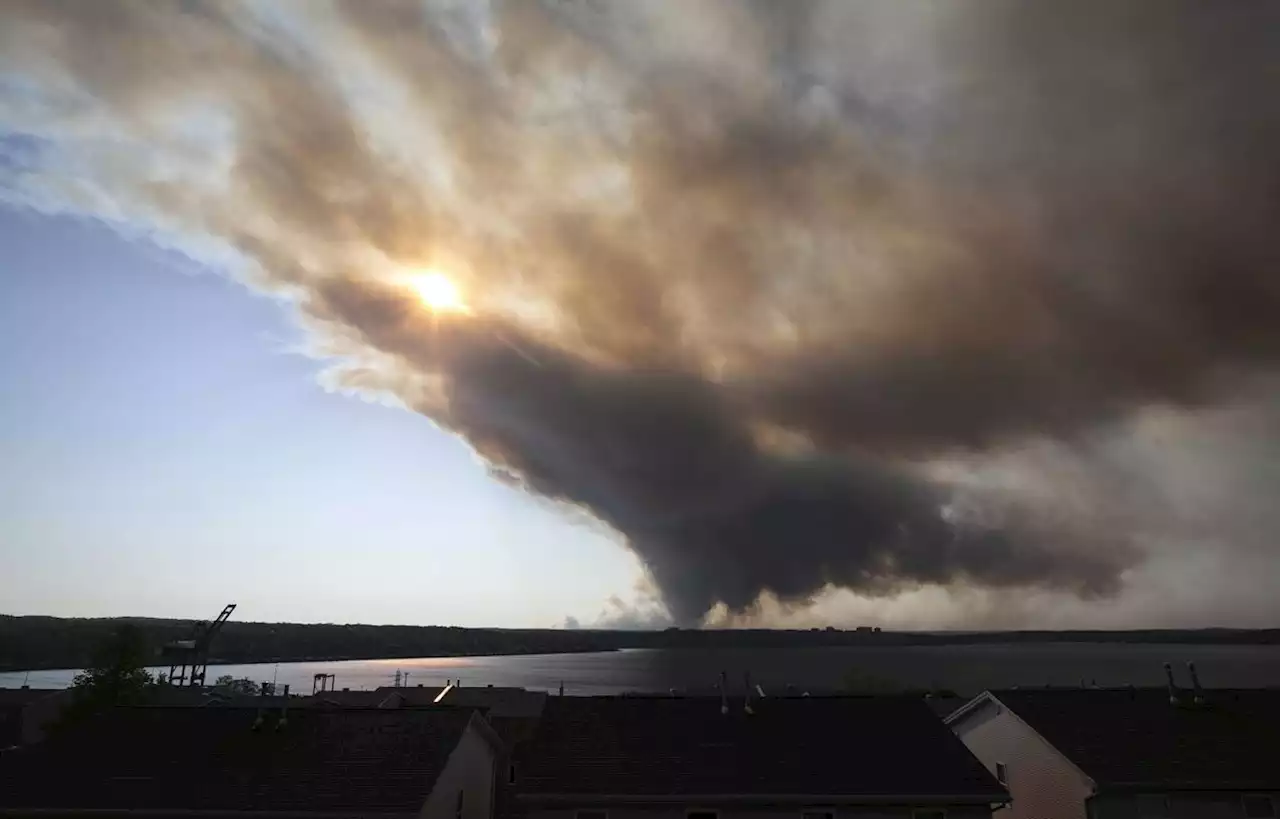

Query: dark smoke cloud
[3,0,1280,626]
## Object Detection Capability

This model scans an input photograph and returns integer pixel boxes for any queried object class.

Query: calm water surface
[4,644,1279,695]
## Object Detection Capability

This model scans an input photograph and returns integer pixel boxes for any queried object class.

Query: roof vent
[1187,661,1206,705]
[1163,662,1180,706]
[719,671,729,715]
[743,672,755,715]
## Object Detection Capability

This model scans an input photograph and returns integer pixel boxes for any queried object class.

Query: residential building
[509,695,1007,819]
[945,686,1280,819]
[0,704,504,819]
[0,688,72,749]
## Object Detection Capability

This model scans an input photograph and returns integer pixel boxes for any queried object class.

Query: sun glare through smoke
[411,271,468,314]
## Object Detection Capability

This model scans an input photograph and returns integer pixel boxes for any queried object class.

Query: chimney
[743,671,755,715]
[558,681,565,697]
[719,671,729,715]
[1187,662,1206,705]
[1163,662,1180,706]
[278,687,289,730]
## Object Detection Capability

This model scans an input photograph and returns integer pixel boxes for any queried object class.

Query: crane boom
[162,603,236,687]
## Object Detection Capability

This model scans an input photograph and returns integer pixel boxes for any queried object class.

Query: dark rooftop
[372,685,448,707]
[0,689,63,749]
[0,689,60,708]
[0,705,477,814]
[516,695,1004,800]
[991,687,1280,790]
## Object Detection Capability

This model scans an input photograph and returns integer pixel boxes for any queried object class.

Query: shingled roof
[514,695,1004,802]
[0,689,62,748]
[0,705,480,814]
[972,688,1280,791]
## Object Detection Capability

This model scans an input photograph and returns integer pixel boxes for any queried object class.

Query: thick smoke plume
[4,1,1280,625]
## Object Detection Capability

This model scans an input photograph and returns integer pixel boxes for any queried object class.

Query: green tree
[213,675,260,696]
[58,625,159,728]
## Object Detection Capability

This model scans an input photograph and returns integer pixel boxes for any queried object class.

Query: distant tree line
[2,614,1277,672]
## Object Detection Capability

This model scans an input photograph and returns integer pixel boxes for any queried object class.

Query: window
[455,790,464,819]
[1136,795,1170,818]
[1244,795,1278,819]
[687,811,719,819]
[802,811,834,819]
[576,811,608,819]
[912,810,946,819]
[995,762,1008,785]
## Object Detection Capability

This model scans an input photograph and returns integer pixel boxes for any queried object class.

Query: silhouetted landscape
[3,614,1278,673]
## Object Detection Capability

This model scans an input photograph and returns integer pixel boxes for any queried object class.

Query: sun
[411,271,467,314]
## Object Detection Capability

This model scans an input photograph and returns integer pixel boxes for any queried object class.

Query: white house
[945,680,1280,819]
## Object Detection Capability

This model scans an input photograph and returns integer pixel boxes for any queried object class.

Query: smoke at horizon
[4,1,1280,627]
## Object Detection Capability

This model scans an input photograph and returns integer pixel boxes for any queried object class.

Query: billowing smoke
[3,1,1280,626]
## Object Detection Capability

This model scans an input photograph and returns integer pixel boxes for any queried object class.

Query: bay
[4,643,1280,696]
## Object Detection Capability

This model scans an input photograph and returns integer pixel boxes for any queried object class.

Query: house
[359,685,548,746]
[370,685,548,716]
[312,687,429,708]
[509,694,1007,819]
[945,683,1280,819]
[0,704,504,819]
[0,688,72,748]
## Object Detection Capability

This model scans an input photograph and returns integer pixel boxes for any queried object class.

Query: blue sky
[0,207,639,626]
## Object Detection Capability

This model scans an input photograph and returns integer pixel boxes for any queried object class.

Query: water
[4,643,1279,695]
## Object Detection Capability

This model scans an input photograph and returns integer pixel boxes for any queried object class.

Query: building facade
[946,687,1280,819]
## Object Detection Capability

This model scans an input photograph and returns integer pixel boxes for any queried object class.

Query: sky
[2,1,1280,631]
[0,207,640,626]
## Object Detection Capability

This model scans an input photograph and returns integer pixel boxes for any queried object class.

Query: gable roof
[0,689,65,749]
[969,688,1280,791]
[371,685,547,718]
[515,695,1004,801]
[0,689,60,708]
[311,688,414,708]
[372,686,448,707]
[435,686,548,718]
[0,705,479,814]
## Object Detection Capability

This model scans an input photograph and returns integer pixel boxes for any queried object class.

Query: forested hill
[3,614,1279,672]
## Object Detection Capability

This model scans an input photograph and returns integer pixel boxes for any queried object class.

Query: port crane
[161,603,236,687]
